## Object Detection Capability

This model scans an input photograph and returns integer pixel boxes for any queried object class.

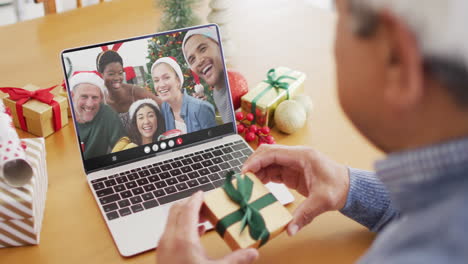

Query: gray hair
[348,0,468,107]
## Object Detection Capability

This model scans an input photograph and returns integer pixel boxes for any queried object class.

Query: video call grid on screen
[61,24,236,172]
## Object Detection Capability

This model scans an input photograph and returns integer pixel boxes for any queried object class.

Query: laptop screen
[61,24,236,173]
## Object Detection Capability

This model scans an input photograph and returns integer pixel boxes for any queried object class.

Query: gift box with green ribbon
[240,67,306,127]
[203,172,292,250]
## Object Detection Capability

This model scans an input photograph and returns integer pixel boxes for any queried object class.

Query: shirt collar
[374,137,468,211]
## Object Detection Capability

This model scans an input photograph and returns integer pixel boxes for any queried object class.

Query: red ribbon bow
[0,86,62,132]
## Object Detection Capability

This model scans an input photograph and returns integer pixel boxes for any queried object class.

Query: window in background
[0,0,110,26]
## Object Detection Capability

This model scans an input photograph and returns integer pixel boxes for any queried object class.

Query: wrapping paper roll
[0,138,48,247]
[0,100,33,187]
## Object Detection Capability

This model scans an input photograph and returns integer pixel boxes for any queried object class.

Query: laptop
[60,24,294,257]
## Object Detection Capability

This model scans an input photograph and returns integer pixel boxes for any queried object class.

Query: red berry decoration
[235,111,275,147]
[261,126,270,135]
[245,132,256,142]
[235,112,245,121]
[237,123,245,133]
[249,125,258,134]
[265,135,275,144]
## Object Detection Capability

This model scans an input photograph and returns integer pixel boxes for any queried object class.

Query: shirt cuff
[339,167,397,232]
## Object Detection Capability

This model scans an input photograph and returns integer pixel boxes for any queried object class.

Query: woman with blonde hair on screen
[151,57,216,134]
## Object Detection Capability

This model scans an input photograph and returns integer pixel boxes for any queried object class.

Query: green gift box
[240,67,306,127]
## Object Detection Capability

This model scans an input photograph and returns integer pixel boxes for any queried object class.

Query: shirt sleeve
[339,168,400,232]
[197,103,217,129]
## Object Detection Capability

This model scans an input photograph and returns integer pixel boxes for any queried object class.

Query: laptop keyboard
[90,140,253,221]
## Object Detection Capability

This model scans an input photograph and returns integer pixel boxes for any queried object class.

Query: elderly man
[158,0,468,263]
[70,72,125,160]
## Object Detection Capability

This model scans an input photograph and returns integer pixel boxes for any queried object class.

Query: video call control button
[168,140,175,148]
[160,142,167,150]
[144,146,151,154]
[152,144,159,152]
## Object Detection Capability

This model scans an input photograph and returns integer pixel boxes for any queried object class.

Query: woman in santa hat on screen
[151,57,216,134]
[128,98,166,145]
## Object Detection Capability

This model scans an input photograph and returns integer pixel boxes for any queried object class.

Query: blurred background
[0,0,333,26]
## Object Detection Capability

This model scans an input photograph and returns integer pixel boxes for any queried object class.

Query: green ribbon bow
[216,171,277,247]
[250,68,297,124]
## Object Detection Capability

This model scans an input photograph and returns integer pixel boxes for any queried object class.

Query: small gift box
[52,82,72,117]
[125,66,146,87]
[241,67,306,127]
[203,172,292,250]
[0,84,68,137]
[0,138,48,248]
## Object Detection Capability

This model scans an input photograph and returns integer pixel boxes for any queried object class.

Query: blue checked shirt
[161,90,217,133]
[340,137,468,263]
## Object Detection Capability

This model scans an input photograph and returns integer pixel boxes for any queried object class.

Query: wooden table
[0,0,381,263]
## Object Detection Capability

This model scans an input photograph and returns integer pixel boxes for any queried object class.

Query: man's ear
[380,11,424,111]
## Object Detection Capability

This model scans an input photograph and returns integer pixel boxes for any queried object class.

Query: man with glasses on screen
[157,0,468,263]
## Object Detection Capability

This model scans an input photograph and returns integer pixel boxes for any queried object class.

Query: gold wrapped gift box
[51,83,72,117]
[240,67,306,127]
[2,84,68,137]
[203,172,292,250]
[0,138,48,248]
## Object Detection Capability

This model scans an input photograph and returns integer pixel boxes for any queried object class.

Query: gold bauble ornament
[274,100,306,134]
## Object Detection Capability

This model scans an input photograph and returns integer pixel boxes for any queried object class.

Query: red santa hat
[68,71,105,95]
[191,70,204,94]
[128,98,160,120]
[182,26,219,66]
[151,57,184,89]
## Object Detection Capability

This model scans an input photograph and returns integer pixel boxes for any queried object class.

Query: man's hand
[242,144,350,236]
[157,191,259,264]
[192,92,207,101]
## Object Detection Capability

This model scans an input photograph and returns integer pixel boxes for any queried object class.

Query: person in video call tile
[96,50,161,134]
[69,72,125,160]
[151,57,216,134]
[128,99,166,145]
[182,26,234,124]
